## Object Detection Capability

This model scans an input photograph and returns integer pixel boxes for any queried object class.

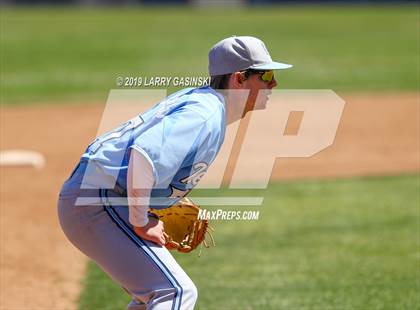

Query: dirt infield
[0,93,418,310]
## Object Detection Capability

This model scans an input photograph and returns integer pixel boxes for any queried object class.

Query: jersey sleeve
[188,120,223,167]
[130,106,210,187]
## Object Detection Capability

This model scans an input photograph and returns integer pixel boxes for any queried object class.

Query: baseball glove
[149,197,214,254]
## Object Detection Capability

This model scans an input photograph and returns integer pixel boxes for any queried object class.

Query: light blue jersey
[78,86,225,208]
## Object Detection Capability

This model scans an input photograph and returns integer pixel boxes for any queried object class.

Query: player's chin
[254,90,271,110]
[254,98,269,110]
[253,104,267,111]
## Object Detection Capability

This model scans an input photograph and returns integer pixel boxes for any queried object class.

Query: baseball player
[58,36,292,310]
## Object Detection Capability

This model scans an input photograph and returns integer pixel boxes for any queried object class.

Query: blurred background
[1,0,418,105]
[0,1,418,310]
[2,0,417,5]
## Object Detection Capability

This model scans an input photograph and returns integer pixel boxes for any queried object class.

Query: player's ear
[231,72,245,88]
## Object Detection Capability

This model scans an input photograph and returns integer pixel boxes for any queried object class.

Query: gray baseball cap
[208,36,292,76]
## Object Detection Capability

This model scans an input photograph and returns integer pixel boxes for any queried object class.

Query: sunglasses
[241,69,275,83]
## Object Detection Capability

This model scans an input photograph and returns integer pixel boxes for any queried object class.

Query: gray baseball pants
[57,172,198,310]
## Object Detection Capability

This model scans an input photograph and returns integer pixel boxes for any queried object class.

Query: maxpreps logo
[84,89,345,207]
[198,209,260,221]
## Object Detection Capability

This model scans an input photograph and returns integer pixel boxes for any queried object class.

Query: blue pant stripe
[101,190,183,310]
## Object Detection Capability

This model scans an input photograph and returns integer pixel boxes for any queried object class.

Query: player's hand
[133,216,166,246]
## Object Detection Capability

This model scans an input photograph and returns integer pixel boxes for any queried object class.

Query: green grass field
[79,175,419,310]
[1,6,418,104]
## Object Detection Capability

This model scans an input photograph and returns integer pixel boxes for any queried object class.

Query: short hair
[209,73,232,90]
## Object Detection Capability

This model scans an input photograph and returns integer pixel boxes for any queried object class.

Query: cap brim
[248,62,293,71]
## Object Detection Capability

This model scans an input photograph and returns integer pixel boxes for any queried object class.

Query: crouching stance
[58,35,291,309]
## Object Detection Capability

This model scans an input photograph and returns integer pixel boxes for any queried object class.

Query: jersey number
[89,117,144,154]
